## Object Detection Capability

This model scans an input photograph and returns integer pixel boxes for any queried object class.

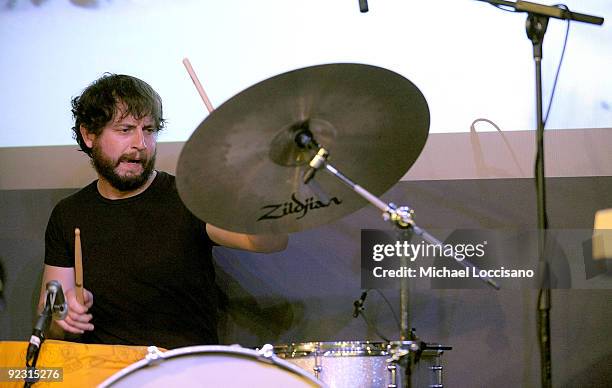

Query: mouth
[117,157,145,172]
[119,156,144,165]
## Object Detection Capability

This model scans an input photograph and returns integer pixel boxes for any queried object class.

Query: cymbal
[176,63,429,234]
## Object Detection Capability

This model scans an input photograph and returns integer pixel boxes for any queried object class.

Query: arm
[37,265,94,338]
[206,224,288,253]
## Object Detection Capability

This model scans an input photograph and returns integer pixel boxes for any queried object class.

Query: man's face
[84,106,158,192]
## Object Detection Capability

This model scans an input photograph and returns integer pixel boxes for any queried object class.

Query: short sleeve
[44,204,73,267]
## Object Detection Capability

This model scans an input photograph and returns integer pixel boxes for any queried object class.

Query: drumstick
[182,58,215,113]
[74,228,85,305]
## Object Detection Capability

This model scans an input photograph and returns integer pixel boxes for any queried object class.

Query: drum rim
[273,341,389,357]
[99,345,324,387]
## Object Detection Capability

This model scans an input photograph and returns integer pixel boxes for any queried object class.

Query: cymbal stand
[303,145,499,387]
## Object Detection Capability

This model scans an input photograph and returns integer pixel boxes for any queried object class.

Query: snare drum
[274,341,392,387]
[99,345,323,387]
[274,341,449,388]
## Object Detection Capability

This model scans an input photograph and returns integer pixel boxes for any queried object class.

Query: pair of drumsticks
[69,60,213,307]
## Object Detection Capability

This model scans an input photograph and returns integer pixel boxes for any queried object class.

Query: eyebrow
[113,122,156,129]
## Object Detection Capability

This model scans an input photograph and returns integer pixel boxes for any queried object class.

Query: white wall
[1,0,610,148]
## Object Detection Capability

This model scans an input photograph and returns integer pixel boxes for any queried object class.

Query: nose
[131,128,147,150]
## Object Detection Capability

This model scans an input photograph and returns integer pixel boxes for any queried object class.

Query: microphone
[26,281,68,364]
[46,280,68,320]
[352,290,368,318]
[359,0,369,13]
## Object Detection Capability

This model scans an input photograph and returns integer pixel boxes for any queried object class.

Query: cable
[359,309,390,342]
[353,288,400,342]
[470,118,527,176]
[490,3,517,13]
[533,4,571,228]
[374,289,401,331]
[543,4,571,126]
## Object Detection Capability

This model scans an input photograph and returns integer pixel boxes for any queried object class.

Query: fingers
[83,289,94,309]
[58,287,94,334]
[65,287,93,313]
[56,307,94,334]
[56,316,94,334]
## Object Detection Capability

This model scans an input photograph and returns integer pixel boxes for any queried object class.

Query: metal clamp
[257,344,275,359]
[144,346,165,365]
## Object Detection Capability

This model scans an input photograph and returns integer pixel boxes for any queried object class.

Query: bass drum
[99,345,323,388]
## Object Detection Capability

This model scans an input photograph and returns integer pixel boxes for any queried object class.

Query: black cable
[491,3,517,13]
[353,288,400,342]
[359,309,390,343]
[543,4,571,126]
[533,4,571,226]
[374,289,401,331]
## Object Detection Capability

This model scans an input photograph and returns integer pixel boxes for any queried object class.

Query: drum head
[100,345,322,387]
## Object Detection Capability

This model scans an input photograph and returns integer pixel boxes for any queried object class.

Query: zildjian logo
[258,193,342,221]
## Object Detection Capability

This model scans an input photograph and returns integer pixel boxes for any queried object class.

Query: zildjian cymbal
[176,63,430,234]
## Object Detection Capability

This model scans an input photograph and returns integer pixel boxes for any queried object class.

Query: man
[39,74,287,349]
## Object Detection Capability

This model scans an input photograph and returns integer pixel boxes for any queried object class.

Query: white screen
[0,0,610,147]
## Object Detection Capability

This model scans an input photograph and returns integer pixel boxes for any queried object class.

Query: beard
[91,144,156,192]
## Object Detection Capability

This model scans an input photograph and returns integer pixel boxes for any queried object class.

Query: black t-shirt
[44,171,218,349]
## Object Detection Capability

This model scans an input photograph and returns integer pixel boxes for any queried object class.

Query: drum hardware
[257,343,275,358]
[387,342,451,388]
[175,62,484,386]
[144,346,165,365]
[300,140,498,386]
[312,343,323,379]
[387,363,398,388]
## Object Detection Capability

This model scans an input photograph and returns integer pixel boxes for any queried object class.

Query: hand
[207,224,289,253]
[55,287,94,334]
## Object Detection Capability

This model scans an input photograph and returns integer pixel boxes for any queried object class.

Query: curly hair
[71,73,166,157]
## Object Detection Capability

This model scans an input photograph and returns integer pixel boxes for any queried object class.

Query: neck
[97,170,157,200]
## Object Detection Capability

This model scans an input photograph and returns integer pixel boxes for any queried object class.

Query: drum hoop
[99,345,324,387]
[387,341,450,356]
[274,341,389,357]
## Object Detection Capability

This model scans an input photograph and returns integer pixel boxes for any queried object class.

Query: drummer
[38,73,288,349]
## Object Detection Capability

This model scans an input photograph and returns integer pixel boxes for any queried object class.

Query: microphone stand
[473,2,603,387]
[24,280,66,388]
[527,11,553,388]
[24,301,52,387]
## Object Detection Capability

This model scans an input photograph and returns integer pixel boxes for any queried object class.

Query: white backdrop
[0,0,610,147]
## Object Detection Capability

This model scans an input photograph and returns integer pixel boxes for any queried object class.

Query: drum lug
[313,342,322,379]
[144,346,166,365]
[257,344,275,359]
[387,362,398,388]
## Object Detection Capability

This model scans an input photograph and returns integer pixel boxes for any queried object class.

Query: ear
[79,125,96,149]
